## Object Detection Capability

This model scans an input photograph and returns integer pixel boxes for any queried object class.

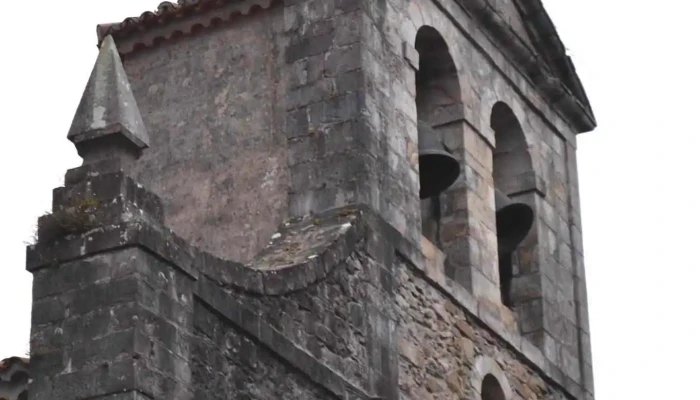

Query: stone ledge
[434,117,495,150]
[499,170,547,198]
[195,276,381,400]
[200,205,364,295]
[26,221,199,280]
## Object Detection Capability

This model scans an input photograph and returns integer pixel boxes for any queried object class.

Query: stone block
[582,361,595,393]
[471,268,500,304]
[525,330,559,364]
[580,329,593,364]
[325,42,362,76]
[316,91,364,124]
[576,302,591,333]
[28,348,63,377]
[466,190,496,230]
[402,41,420,71]
[558,346,582,384]
[31,249,142,299]
[513,298,544,334]
[286,108,311,140]
[286,77,336,110]
[69,329,150,372]
[102,392,154,400]
[510,273,543,303]
[334,9,362,46]
[336,69,365,96]
[68,277,142,316]
[31,296,67,326]
[286,34,335,63]
[48,359,143,399]
[498,170,547,197]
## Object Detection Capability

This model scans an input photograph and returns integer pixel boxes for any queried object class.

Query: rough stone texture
[227,250,392,397]
[192,302,336,400]
[29,247,195,400]
[122,4,291,263]
[25,0,596,399]
[191,241,393,400]
[359,0,593,395]
[396,259,568,400]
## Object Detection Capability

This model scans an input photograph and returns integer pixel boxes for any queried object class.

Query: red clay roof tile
[0,358,28,374]
[96,0,277,55]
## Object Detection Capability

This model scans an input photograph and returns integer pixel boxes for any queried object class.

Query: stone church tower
[22,1,596,399]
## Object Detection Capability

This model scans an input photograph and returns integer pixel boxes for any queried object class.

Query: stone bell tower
[25,1,596,399]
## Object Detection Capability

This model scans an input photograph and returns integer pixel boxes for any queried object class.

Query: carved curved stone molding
[26,162,365,296]
[96,0,279,56]
[198,205,364,295]
[470,355,514,400]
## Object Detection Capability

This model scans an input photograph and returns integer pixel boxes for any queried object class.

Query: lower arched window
[481,374,506,400]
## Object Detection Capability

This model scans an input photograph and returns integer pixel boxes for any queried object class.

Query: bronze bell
[495,189,534,255]
[418,121,460,199]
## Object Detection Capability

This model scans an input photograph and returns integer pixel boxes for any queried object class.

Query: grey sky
[1,1,698,399]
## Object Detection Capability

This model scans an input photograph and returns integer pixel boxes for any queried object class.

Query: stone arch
[414,25,465,250]
[489,101,541,319]
[415,26,463,127]
[470,355,513,400]
[482,375,507,400]
[491,101,534,188]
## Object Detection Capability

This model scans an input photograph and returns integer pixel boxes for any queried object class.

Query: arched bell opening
[490,102,536,309]
[481,374,507,400]
[414,26,463,249]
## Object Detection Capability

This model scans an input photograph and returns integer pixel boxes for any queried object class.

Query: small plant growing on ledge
[35,198,101,244]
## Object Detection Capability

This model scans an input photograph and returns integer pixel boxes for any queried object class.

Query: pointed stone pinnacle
[67,35,149,164]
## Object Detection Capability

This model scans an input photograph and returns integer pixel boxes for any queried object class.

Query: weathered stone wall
[122,5,290,263]
[360,0,592,394]
[396,258,568,400]
[219,251,376,393]
[25,153,585,400]
[192,302,335,400]
[29,247,195,400]
[282,0,419,254]
[191,248,395,400]
[47,0,593,398]
[191,238,397,399]
[26,1,595,398]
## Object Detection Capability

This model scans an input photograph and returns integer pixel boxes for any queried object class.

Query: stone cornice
[447,0,597,134]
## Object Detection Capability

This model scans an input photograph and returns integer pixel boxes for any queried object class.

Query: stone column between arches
[412,25,502,306]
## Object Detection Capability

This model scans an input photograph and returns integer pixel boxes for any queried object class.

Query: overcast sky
[1,1,698,399]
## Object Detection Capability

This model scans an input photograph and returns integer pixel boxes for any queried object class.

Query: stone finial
[67,35,149,165]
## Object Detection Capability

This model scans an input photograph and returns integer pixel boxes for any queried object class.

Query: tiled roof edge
[0,357,29,375]
[96,0,277,55]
